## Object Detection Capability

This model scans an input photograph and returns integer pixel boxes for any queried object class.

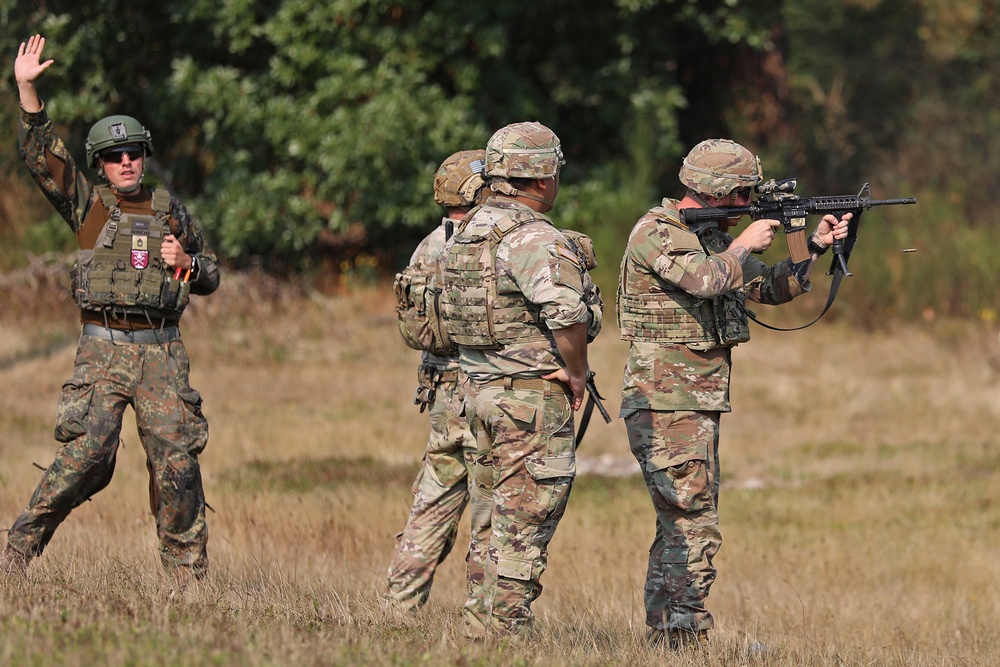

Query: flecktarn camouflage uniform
[443,195,602,637]
[618,196,807,641]
[387,220,476,610]
[2,104,219,578]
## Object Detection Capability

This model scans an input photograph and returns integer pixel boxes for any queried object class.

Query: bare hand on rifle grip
[732,218,780,254]
[814,213,852,247]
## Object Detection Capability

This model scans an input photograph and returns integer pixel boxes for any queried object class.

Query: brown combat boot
[0,545,31,578]
[669,628,710,651]
[645,627,668,648]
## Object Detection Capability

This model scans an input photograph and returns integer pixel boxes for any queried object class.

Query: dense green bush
[0,0,997,324]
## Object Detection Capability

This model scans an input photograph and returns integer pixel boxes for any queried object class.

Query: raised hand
[15,34,54,86]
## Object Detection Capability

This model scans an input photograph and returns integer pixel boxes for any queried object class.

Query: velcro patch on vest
[131,249,150,269]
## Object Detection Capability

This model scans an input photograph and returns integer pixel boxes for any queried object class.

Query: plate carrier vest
[617,208,751,347]
[440,205,551,350]
[71,186,191,317]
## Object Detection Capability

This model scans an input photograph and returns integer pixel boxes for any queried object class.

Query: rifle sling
[745,266,847,333]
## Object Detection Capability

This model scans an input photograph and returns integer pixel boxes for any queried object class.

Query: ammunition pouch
[712,292,752,346]
[413,364,460,413]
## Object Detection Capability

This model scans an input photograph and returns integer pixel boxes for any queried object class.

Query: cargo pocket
[497,554,533,582]
[498,396,537,429]
[647,452,712,513]
[661,545,690,566]
[179,388,209,455]
[54,379,97,443]
[513,455,575,525]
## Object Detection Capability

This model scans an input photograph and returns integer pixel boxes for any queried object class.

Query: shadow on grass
[217,456,417,493]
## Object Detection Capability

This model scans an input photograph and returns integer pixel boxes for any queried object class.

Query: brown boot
[645,627,668,648]
[0,545,31,578]
[669,628,710,651]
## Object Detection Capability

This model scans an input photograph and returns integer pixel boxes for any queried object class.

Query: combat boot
[645,627,668,648]
[669,628,710,651]
[0,545,31,578]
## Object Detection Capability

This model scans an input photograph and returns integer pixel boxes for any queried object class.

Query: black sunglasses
[101,147,144,163]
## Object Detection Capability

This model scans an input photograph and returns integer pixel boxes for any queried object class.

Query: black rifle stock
[679,179,916,272]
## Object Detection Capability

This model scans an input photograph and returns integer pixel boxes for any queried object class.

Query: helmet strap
[492,177,555,209]
[108,169,144,195]
[690,192,714,208]
[513,188,555,209]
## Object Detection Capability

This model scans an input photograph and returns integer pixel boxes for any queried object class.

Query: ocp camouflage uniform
[4,104,219,576]
[387,220,476,609]
[618,198,808,636]
[444,196,602,636]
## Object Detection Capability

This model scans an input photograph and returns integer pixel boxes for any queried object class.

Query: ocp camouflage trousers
[624,409,722,634]
[387,376,474,609]
[5,333,210,573]
[463,382,576,637]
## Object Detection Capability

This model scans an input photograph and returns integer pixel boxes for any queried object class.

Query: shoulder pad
[492,208,548,242]
[646,206,687,231]
[150,189,171,214]
[95,185,119,210]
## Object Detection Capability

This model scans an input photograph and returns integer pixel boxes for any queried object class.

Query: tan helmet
[433,150,487,207]
[679,138,762,198]
[485,121,564,181]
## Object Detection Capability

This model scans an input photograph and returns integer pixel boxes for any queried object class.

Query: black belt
[82,323,181,344]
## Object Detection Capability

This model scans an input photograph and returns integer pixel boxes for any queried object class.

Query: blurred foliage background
[0,0,997,324]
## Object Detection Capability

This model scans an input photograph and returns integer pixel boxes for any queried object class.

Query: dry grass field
[2,269,1000,666]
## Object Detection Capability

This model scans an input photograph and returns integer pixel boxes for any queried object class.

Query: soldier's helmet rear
[85,115,154,167]
[485,121,564,181]
[433,150,487,208]
[679,139,761,198]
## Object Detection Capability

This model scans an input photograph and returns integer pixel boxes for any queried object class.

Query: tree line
[0,0,997,318]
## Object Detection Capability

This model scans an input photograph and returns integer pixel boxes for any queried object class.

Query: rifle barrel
[870,198,917,207]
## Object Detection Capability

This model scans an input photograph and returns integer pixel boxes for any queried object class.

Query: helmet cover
[485,121,564,181]
[433,149,487,207]
[678,138,761,198]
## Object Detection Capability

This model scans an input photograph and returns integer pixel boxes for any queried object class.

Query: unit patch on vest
[131,232,149,269]
[130,218,150,269]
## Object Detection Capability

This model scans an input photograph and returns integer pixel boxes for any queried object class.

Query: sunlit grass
[2,278,1000,665]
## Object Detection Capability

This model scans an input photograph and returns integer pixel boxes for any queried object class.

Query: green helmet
[85,115,154,167]
[433,149,487,207]
[678,138,761,198]
[485,121,564,181]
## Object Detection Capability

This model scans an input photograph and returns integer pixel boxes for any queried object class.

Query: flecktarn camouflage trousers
[387,374,475,609]
[5,333,210,574]
[463,381,576,637]
[624,409,722,634]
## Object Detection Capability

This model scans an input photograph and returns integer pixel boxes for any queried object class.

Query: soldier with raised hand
[617,138,850,650]
[386,150,488,611]
[0,35,220,587]
[440,121,603,638]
